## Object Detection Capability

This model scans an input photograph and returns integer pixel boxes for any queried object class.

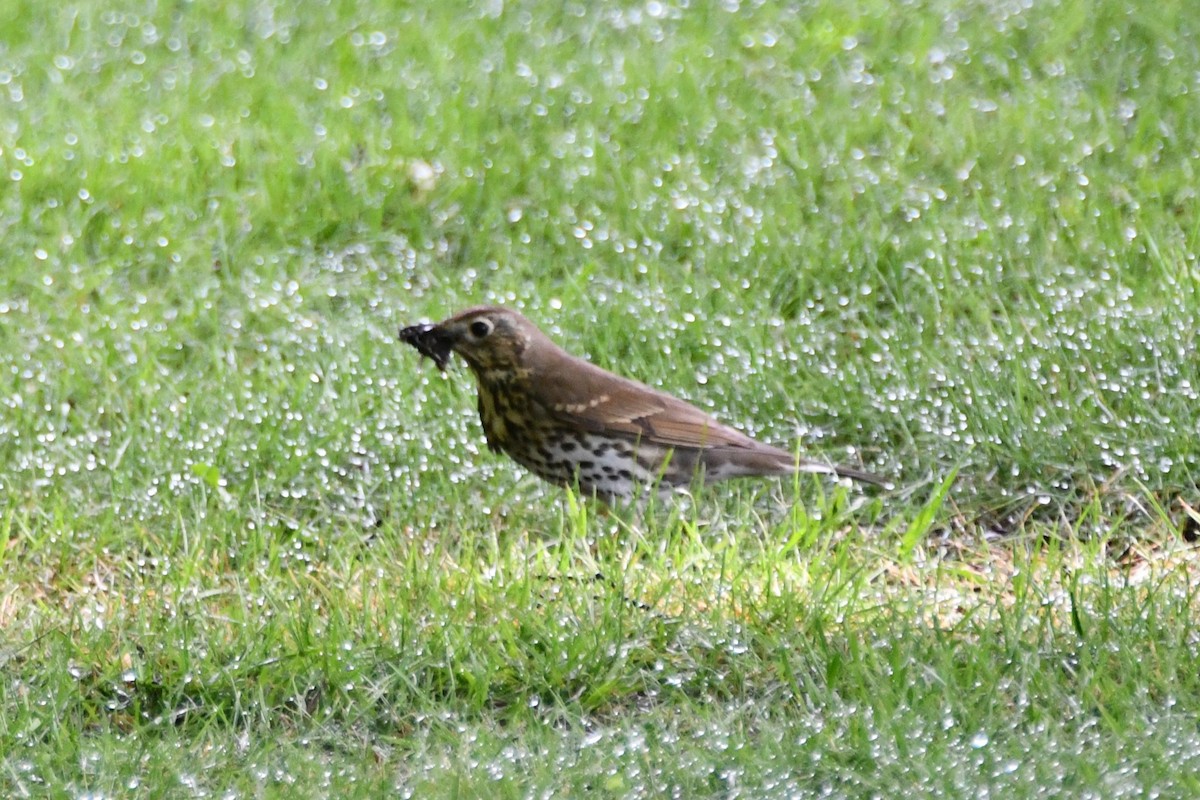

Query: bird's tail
[795,460,892,489]
[709,444,891,489]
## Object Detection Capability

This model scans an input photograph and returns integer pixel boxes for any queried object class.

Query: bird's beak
[399,323,456,371]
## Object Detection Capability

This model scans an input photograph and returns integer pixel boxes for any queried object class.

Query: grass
[2,0,1200,796]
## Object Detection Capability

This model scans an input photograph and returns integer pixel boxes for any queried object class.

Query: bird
[399,306,888,504]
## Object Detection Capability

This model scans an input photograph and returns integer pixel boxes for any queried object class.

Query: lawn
[2,0,1199,797]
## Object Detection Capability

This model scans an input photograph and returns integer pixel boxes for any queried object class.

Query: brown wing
[532,351,772,451]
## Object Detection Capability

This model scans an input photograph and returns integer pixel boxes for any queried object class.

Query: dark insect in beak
[399,323,454,371]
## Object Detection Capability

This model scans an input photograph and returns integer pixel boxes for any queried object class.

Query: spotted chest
[472,380,672,501]
[474,378,546,452]
[524,430,671,502]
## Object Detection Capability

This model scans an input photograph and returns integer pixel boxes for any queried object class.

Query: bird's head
[399,306,544,375]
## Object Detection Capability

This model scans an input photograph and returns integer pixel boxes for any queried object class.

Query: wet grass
[3,0,1200,796]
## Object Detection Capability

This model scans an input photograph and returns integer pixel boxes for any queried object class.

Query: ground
[2,1,1199,797]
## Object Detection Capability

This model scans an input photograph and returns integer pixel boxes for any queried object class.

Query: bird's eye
[469,319,493,338]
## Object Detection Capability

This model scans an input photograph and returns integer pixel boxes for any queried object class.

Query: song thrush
[399,306,887,503]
